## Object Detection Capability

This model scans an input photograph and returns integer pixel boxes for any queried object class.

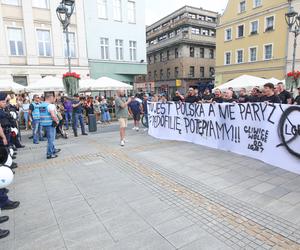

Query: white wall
[84,0,146,62]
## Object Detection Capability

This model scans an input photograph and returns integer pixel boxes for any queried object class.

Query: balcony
[147,17,217,41]
[147,32,216,54]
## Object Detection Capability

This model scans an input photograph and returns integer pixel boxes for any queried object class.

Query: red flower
[62,72,81,79]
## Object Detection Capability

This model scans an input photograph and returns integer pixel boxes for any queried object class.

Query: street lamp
[56,0,75,73]
[285,0,300,93]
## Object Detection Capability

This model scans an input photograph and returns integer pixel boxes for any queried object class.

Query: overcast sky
[145,0,228,25]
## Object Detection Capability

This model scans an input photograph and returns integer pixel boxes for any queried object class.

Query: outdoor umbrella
[0,80,26,93]
[26,76,65,93]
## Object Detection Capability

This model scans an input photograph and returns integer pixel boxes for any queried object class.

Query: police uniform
[30,101,43,144]
[40,101,58,158]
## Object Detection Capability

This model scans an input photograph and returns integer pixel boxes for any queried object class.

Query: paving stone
[251,183,276,194]
[279,192,300,205]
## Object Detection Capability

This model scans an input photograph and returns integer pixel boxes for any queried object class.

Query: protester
[202,88,214,103]
[172,91,184,102]
[228,87,238,99]
[260,83,281,103]
[39,93,60,159]
[29,95,43,144]
[248,87,260,103]
[128,95,142,131]
[63,97,73,130]
[185,88,199,103]
[277,82,292,104]
[238,88,250,103]
[223,90,236,103]
[115,90,132,146]
[294,87,300,105]
[159,93,168,103]
[212,89,224,103]
[100,97,111,124]
[72,94,88,137]
[142,93,149,130]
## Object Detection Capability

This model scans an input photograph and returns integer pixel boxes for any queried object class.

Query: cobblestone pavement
[1,126,300,250]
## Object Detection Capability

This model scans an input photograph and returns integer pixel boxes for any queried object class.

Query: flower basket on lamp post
[286,71,300,92]
[63,72,80,97]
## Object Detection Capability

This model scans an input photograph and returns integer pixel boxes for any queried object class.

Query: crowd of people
[168,82,300,105]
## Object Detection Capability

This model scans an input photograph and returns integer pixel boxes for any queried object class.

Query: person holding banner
[223,90,236,103]
[212,89,224,103]
[261,83,281,103]
[185,88,199,103]
[294,87,300,105]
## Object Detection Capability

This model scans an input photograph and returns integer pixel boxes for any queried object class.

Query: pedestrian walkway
[1,128,300,249]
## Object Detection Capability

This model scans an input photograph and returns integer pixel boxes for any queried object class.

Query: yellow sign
[176,80,182,87]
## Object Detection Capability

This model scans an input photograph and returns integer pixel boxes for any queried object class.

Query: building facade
[83,0,147,84]
[145,6,218,94]
[0,0,89,86]
[216,0,289,85]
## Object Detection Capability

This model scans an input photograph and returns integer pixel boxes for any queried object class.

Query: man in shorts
[115,90,132,146]
[128,95,142,131]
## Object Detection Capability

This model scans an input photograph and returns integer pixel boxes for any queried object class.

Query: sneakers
[132,127,136,130]
[120,140,125,147]
[132,127,139,131]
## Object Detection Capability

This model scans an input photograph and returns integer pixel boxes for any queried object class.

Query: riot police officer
[0,92,20,240]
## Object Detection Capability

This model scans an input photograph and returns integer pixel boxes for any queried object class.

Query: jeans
[32,119,43,144]
[45,126,56,156]
[23,112,29,129]
[0,188,8,208]
[144,114,149,128]
[65,111,72,129]
[73,113,85,134]
[102,111,111,122]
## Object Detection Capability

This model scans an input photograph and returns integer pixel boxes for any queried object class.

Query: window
[175,67,179,78]
[191,28,200,35]
[253,0,262,8]
[167,68,171,79]
[240,1,246,13]
[209,67,215,77]
[250,20,259,34]
[209,49,214,59]
[225,52,231,65]
[32,0,49,8]
[100,37,109,60]
[189,66,195,78]
[128,0,136,23]
[190,47,195,57]
[63,32,76,58]
[166,50,170,60]
[249,47,257,62]
[200,48,205,58]
[160,52,163,62]
[237,25,244,38]
[113,0,122,21]
[236,49,244,64]
[154,70,157,80]
[7,28,24,56]
[115,39,123,60]
[225,28,232,41]
[2,0,19,5]
[160,69,164,80]
[37,29,52,57]
[13,76,27,86]
[265,16,274,31]
[154,54,157,63]
[148,71,152,80]
[148,56,151,64]
[129,41,137,61]
[97,0,108,19]
[264,44,273,60]
[175,48,179,58]
[200,67,205,78]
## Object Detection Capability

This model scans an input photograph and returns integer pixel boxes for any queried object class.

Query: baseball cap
[0,92,7,101]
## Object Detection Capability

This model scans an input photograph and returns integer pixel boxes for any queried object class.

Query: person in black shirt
[185,88,199,103]
[228,87,238,100]
[223,90,236,103]
[261,83,281,103]
[202,88,214,103]
[212,89,224,103]
[172,91,184,102]
[294,87,300,105]
[248,87,261,103]
[277,82,292,104]
[238,88,250,103]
